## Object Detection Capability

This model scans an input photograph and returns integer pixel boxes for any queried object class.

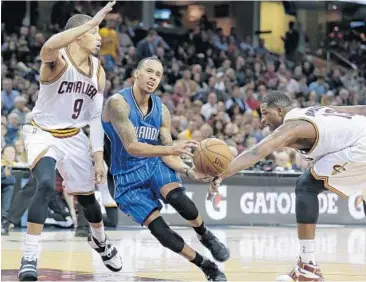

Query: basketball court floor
[2,226,366,281]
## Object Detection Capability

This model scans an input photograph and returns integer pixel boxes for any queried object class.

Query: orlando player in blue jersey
[102,57,229,281]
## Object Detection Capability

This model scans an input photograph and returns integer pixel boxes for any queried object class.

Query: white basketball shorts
[22,124,95,195]
[311,136,366,199]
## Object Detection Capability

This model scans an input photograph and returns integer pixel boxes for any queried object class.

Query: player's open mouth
[147,82,154,87]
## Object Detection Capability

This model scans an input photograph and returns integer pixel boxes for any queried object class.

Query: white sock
[299,239,316,264]
[90,225,106,242]
[23,234,40,260]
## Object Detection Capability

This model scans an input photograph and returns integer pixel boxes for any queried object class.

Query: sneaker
[87,234,122,272]
[276,257,324,281]
[75,226,89,238]
[200,259,227,281]
[18,257,38,281]
[1,220,11,236]
[199,230,230,262]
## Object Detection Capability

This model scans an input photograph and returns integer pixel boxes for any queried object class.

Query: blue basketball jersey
[102,87,162,180]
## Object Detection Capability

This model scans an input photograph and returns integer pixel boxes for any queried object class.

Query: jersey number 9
[72,99,84,119]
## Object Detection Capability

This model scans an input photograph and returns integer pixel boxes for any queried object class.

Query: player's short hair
[262,91,292,108]
[137,57,163,70]
[64,14,92,30]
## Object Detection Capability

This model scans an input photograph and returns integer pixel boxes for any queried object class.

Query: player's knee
[165,188,199,221]
[37,176,55,199]
[77,194,102,224]
[148,216,184,253]
[295,171,320,224]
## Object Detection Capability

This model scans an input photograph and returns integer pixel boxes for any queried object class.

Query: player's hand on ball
[207,176,223,201]
[91,0,116,26]
[93,162,107,184]
[186,166,213,183]
[171,140,199,157]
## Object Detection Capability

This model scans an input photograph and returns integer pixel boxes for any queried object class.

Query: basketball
[193,138,233,177]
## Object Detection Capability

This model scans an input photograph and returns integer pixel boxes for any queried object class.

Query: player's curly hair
[64,14,92,30]
[262,91,292,108]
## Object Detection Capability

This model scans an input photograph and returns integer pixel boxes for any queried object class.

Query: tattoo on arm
[107,95,138,147]
[160,104,173,146]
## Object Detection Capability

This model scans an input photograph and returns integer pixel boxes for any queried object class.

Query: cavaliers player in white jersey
[210,91,366,281]
[18,1,122,281]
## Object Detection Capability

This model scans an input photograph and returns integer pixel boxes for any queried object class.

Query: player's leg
[7,175,37,233]
[151,161,230,262]
[144,210,226,281]
[57,133,122,272]
[75,193,122,271]
[277,169,326,281]
[18,125,62,281]
[18,157,57,281]
[116,186,226,281]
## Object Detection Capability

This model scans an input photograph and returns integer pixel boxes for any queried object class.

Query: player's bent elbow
[40,44,58,62]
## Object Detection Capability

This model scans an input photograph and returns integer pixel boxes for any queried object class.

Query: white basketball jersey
[32,48,100,129]
[284,106,366,161]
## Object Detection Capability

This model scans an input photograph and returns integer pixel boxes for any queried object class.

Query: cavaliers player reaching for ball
[211,91,366,281]
[102,57,229,281]
[18,1,122,281]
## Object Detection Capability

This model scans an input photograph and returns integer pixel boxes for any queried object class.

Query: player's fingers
[187,140,200,146]
[184,141,198,148]
[106,0,116,8]
[183,150,193,157]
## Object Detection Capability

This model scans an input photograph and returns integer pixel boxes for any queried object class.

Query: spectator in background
[136,29,157,60]
[14,139,27,166]
[255,38,269,56]
[2,78,20,114]
[328,69,344,90]
[226,85,252,115]
[306,91,320,107]
[175,68,197,99]
[6,113,21,145]
[99,20,120,72]
[286,71,300,94]
[282,21,299,62]
[201,92,218,121]
[298,75,310,96]
[1,145,17,235]
[309,74,329,97]
[1,123,9,148]
[118,24,133,54]
[167,62,182,85]
[10,96,30,125]
[264,62,279,90]
[245,87,260,111]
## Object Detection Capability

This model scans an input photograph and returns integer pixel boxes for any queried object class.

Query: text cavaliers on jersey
[32,48,100,129]
[58,81,98,99]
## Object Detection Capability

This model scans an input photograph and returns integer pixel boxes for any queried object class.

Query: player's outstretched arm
[40,0,116,63]
[223,121,299,178]
[329,105,366,116]
[160,105,211,182]
[207,120,307,200]
[105,95,197,157]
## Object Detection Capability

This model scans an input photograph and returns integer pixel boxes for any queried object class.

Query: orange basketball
[193,138,233,177]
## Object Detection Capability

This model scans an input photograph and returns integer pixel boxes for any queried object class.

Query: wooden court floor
[2,226,366,281]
